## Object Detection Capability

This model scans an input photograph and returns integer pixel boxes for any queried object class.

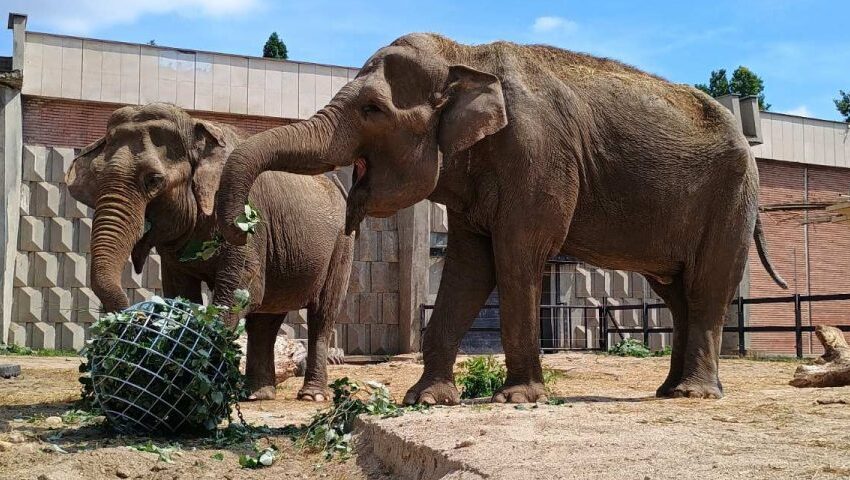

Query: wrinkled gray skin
[66,103,354,401]
[215,34,787,403]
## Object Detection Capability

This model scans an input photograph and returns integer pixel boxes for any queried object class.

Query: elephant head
[66,103,240,312]
[216,33,508,243]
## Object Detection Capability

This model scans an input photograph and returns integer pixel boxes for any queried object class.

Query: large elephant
[66,103,354,401]
[215,34,787,402]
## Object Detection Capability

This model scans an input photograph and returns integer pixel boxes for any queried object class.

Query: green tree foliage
[695,66,770,110]
[695,69,730,98]
[263,32,288,60]
[730,66,770,110]
[835,90,850,123]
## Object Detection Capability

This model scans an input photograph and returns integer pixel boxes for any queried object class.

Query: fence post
[794,294,803,359]
[641,300,649,346]
[737,294,745,357]
[599,300,608,351]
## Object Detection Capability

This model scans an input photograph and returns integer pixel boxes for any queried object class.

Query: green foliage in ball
[79,297,246,434]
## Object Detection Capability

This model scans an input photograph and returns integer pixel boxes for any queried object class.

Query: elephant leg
[244,313,285,400]
[299,233,354,402]
[647,276,689,397]
[491,236,552,404]
[403,217,496,405]
[661,239,747,399]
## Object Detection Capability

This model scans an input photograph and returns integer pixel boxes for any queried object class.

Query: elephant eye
[361,104,383,117]
[143,173,165,193]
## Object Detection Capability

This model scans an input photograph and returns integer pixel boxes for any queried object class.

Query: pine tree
[263,32,288,60]
[835,90,850,123]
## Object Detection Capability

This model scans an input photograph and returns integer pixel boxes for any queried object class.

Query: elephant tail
[754,215,788,289]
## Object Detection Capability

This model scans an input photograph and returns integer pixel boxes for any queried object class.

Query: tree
[147,40,156,46]
[263,32,288,60]
[730,66,770,110]
[695,66,770,111]
[695,69,730,98]
[835,90,850,123]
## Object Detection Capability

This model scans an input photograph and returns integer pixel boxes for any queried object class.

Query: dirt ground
[1,353,848,479]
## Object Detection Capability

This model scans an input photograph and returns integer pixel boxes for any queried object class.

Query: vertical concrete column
[397,200,430,353]
[1,13,26,344]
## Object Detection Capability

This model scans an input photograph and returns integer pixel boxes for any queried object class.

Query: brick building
[1,14,848,356]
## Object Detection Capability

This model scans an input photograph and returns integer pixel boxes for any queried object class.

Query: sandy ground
[0,353,848,479]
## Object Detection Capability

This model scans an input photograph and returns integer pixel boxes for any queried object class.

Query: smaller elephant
[66,103,354,401]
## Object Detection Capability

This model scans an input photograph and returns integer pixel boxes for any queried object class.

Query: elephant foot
[246,385,277,401]
[657,380,723,399]
[492,382,548,404]
[297,384,330,402]
[403,378,460,405]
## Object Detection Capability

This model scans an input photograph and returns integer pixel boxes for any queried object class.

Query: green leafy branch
[179,233,224,262]
[178,203,261,262]
[287,378,410,460]
[235,203,261,234]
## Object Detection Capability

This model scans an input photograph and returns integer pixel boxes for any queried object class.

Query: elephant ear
[65,136,107,208]
[191,120,230,217]
[437,65,508,157]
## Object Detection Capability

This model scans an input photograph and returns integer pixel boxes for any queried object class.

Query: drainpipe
[803,167,813,353]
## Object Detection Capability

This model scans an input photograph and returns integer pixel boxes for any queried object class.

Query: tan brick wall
[22,96,291,148]
[748,159,850,354]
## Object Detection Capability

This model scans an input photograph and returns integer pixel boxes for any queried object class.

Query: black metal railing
[419,293,850,358]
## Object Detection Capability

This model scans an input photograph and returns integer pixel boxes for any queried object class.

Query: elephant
[214,34,787,403]
[65,103,354,401]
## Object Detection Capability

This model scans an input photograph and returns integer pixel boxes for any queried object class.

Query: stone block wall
[8,144,401,355]
[9,144,163,350]
[333,216,401,355]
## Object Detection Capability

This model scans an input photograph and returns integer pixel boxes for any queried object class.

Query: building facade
[1,14,848,355]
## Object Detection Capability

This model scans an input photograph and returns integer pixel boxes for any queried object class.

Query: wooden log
[789,325,850,388]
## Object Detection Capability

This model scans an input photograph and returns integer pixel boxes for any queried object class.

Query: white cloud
[7,0,263,35]
[532,16,578,34]
[783,105,813,117]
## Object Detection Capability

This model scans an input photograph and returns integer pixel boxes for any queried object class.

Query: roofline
[763,110,850,126]
[25,30,360,72]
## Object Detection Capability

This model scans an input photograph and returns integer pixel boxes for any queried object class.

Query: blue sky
[2,0,847,120]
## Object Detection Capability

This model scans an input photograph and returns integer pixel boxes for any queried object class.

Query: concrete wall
[8,144,156,349]
[22,32,359,119]
[752,112,850,168]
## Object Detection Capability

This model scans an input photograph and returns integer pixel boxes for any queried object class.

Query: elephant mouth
[345,157,370,235]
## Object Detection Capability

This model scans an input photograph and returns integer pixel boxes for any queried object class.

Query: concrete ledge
[354,416,485,480]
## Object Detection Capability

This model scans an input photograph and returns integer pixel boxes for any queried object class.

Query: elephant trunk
[90,189,145,312]
[216,100,354,245]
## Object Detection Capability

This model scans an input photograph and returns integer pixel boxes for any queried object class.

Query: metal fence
[419,293,850,358]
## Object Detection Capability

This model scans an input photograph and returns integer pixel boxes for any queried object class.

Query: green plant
[79,297,247,433]
[652,345,673,357]
[455,356,506,399]
[289,378,402,460]
[179,233,224,262]
[130,440,182,463]
[0,344,77,356]
[608,338,651,358]
[179,203,260,262]
[234,203,261,234]
[239,446,279,468]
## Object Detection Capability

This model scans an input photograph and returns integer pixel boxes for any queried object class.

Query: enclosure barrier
[419,293,850,359]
